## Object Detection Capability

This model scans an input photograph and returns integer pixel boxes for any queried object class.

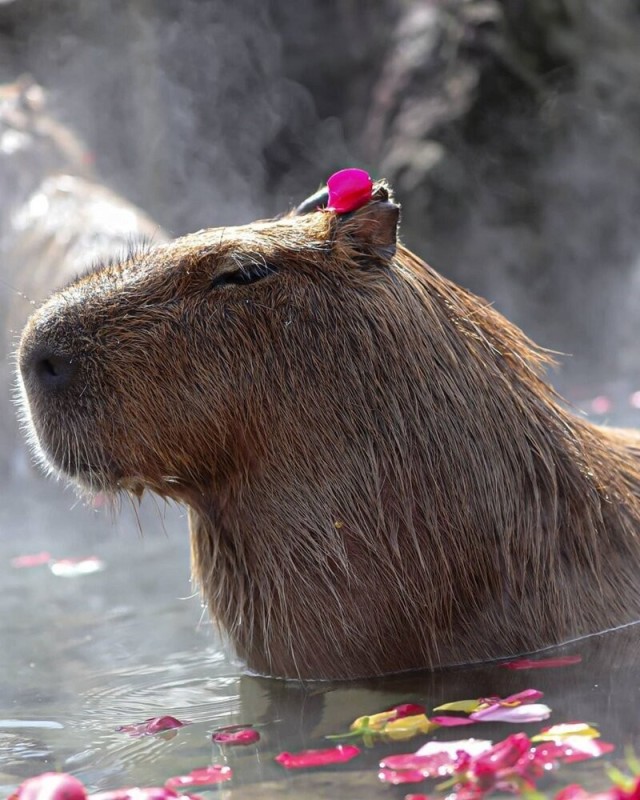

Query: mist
[3,0,640,459]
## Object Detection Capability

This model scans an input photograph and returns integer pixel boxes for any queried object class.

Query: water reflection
[1,476,640,798]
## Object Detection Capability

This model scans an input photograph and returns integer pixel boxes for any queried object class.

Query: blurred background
[3,2,640,794]
[2,0,640,468]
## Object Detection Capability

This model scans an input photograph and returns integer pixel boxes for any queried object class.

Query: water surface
[1,475,639,799]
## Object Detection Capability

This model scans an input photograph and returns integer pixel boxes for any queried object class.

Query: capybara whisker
[16,170,640,680]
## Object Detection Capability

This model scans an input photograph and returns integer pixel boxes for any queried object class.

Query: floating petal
[116,716,187,737]
[275,744,360,769]
[379,752,458,777]
[91,789,180,800]
[378,768,428,785]
[433,700,482,713]
[165,766,232,789]
[500,689,545,706]
[383,714,438,740]
[14,773,86,800]
[431,716,476,727]
[11,552,52,568]
[211,727,260,745]
[532,723,600,742]
[416,740,493,759]
[470,703,551,723]
[501,656,582,670]
[531,737,614,765]
[469,733,532,775]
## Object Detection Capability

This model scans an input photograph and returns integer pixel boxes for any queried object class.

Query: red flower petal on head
[164,766,232,790]
[275,744,360,769]
[326,169,373,214]
[211,727,260,745]
[14,773,86,800]
[501,655,582,670]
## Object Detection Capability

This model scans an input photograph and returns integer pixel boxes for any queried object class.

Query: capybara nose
[21,345,79,394]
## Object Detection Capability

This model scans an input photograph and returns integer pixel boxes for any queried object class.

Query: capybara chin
[16,177,640,680]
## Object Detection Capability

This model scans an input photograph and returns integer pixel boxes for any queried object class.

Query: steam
[2,0,640,413]
[363,0,640,397]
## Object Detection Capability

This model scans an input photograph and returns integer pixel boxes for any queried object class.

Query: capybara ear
[295,185,329,215]
[294,172,399,261]
[337,189,400,263]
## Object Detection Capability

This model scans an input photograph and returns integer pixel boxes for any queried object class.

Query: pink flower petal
[501,655,582,670]
[378,768,428,785]
[391,703,428,718]
[590,396,612,415]
[433,699,484,713]
[555,785,591,800]
[416,740,493,759]
[91,492,108,509]
[14,773,86,800]
[500,689,544,705]
[470,703,551,723]
[431,716,476,726]
[531,737,614,765]
[533,722,600,742]
[11,552,52,568]
[470,733,532,775]
[91,790,180,800]
[164,767,232,790]
[116,716,187,737]
[380,740,494,779]
[379,752,458,776]
[326,168,373,214]
[211,727,260,745]
[275,744,360,769]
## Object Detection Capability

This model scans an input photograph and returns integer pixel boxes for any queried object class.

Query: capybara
[17,173,640,680]
[0,77,167,335]
[1,77,167,476]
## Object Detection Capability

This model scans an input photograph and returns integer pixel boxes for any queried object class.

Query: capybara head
[17,174,640,680]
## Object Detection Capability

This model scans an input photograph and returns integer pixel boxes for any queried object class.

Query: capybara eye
[210,261,277,289]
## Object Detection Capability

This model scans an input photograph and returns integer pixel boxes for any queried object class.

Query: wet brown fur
[17,181,640,679]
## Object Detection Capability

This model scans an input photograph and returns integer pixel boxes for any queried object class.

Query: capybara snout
[18,175,640,680]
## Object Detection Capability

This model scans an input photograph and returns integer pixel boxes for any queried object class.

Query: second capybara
[0,77,167,476]
[17,172,640,680]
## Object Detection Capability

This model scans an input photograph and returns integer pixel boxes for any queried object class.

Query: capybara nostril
[22,347,79,394]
